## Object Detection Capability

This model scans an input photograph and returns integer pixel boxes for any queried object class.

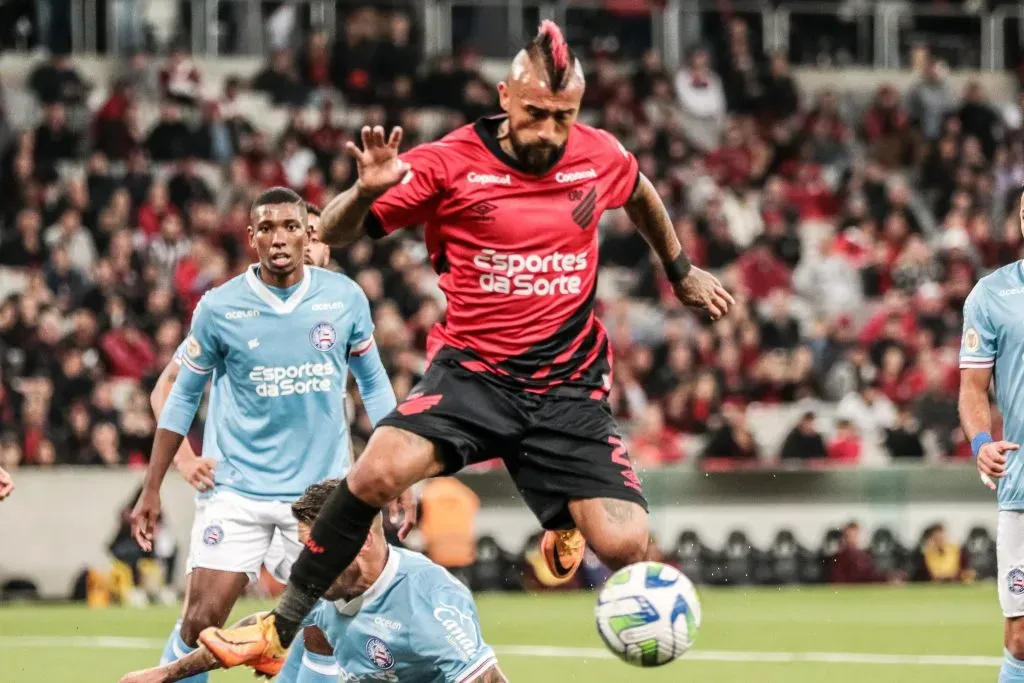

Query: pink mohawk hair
[539,20,569,70]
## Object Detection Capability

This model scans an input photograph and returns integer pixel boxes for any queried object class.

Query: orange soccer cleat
[198,612,288,677]
[541,529,587,583]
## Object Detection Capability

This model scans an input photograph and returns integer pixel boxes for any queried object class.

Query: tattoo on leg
[601,498,636,524]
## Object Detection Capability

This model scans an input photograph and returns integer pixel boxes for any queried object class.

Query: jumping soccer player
[132,190,399,683]
[120,479,506,683]
[200,22,733,672]
[960,190,1024,683]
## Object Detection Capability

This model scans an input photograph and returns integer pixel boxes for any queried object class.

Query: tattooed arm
[469,663,510,683]
[118,616,260,683]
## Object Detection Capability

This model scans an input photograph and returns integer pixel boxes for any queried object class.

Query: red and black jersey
[366,116,640,398]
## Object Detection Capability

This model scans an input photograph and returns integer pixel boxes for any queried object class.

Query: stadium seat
[768,529,803,585]
[721,530,756,587]
[470,535,513,593]
[868,527,907,576]
[669,530,709,584]
[812,528,845,585]
[963,527,997,580]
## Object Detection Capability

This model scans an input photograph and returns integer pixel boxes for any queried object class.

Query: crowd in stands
[0,6,1017,473]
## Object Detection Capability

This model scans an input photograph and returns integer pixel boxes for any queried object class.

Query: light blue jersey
[961,261,1024,510]
[302,547,497,683]
[160,265,396,501]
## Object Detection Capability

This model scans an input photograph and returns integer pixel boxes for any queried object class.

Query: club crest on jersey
[309,322,337,352]
[202,524,224,546]
[185,335,202,359]
[1009,567,1024,595]
[365,637,395,670]
[964,328,981,352]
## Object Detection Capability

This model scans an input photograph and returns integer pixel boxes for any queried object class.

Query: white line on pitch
[0,637,1003,667]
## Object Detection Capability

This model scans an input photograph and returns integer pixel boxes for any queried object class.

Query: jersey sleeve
[172,339,186,365]
[960,284,997,369]
[348,285,375,357]
[421,581,497,683]
[179,295,221,375]
[597,130,640,209]
[366,144,447,238]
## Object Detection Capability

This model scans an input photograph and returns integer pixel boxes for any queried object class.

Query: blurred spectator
[917,523,972,583]
[159,47,202,106]
[252,49,310,107]
[906,58,953,141]
[835,383,897,455]
[884,406,926,459]
[675,47,726,153]
[827,419,862,464]
[702,403,760,464]
[779,411,828,462]
[28,53,87,106]
[829,522,890,584]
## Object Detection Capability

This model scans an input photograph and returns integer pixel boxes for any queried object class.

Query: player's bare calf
[177,569,249,647]
[569,498,651,569]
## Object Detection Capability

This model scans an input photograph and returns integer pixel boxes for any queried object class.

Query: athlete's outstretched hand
[346,126,410,200]
[0,465,13,500]
[131,488,161,551]
[978,440,1019,491]
[672,267,735,320]
[389,487,418,541]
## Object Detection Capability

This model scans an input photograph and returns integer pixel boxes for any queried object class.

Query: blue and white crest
[202,524,224,546]
[1009,567,1024,595]
[365,637,395,670]
[309,322,337,352]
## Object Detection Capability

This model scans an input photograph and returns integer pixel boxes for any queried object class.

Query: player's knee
[589,529,649,570]
[1007,618,1024,659]
[179,601,227,646]
[348,456,403,507]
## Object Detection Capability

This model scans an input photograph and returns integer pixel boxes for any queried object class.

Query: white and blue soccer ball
[594,561,702,667]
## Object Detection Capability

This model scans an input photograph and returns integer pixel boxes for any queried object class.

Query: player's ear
[246,225,256,249]
[497,81,510,113]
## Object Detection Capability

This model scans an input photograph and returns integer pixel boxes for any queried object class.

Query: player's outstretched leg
[568,498,652,570]
[161,570,248,682]
[201,427,446,670]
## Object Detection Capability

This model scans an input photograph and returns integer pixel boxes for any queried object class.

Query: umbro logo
[468,201,498,222]
[248,338,260,349]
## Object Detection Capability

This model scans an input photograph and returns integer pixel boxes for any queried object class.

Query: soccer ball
[594,561,702,667]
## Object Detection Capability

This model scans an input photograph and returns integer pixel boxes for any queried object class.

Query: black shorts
[376,359,648,530]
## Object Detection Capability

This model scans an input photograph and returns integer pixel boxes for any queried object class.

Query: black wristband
[663,252,692,282]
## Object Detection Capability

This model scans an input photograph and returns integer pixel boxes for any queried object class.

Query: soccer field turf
[0,584,1006,682]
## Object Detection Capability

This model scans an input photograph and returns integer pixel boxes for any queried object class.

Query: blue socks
[1001,650,1024,682]
[159,620,208,683]
[278,631,305,683]
[278,632,339,683]
[296,650,341,683]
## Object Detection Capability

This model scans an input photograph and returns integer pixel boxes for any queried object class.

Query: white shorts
[999,510,1024,617]
[186,490,301,584]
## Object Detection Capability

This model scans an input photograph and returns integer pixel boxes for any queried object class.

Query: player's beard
[509,131,562,175]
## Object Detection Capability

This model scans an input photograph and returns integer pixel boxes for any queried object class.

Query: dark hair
[251,186,304,216]
[291,478,342,525]
[291,479,384,535]
[304,201,322,217]
[527,20,577,92]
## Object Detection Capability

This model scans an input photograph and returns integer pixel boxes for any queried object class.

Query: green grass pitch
[0,584,1006,682]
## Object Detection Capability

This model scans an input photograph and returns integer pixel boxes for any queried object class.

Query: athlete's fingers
[980,471,997,491]
[704,297,723,320]
[398,510,416,541]
[387,126,404,150]
[360,125,372,151]
[387,500,401,527]
[344,141,365,163]
[711,292,731,314]
[718,286,736,306]
[996,441,1021,452]
[372,125,386,148]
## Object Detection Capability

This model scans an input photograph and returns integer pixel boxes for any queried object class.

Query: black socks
[272,478,381,646]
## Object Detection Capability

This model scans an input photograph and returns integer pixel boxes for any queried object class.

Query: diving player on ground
[960,190,1024,683]
[120,479,506,683]
[200,22,733,672]
[132,189,400,682]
